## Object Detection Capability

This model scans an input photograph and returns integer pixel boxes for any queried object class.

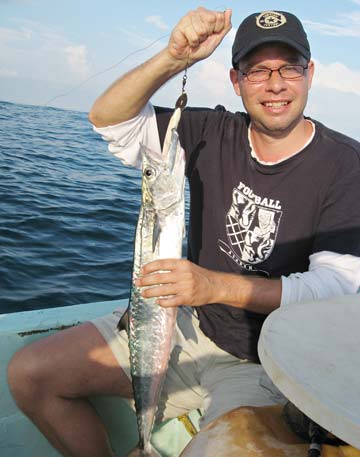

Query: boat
[1,294,360,456]
[0,299,200,457]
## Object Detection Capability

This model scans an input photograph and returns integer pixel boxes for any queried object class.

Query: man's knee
[7,343,50,410]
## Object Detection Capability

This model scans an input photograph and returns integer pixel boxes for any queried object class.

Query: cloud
[145,15,169,31]
[115,25,169,62]
[312,59,360,95]
[226,27,236,43]
[0,19,91,83]
[194,59,230,97]
[304,20,360,37]
[99,26,169,76]
[0,24,33,42]
[0,67,18,77]
[66,45,90,80]
[117,26,162,48]
[304,10,360,37]
[307,87,360,140]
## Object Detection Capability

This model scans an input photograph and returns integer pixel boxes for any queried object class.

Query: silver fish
[120,105,186,456]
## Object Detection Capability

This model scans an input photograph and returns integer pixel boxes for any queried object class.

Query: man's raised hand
[167,7,232,66]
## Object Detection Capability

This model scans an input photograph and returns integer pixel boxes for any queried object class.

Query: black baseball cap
[232,11,311,68]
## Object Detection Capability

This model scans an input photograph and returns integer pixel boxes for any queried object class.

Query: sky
[1,0,360,139]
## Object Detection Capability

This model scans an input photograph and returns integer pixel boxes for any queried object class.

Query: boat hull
[0,299,198,456]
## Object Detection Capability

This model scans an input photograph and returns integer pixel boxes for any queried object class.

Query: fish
[118,100,186,457]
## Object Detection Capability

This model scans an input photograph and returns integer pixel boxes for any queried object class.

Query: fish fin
[116,307,129,333]
[152,214,161,253]
[127,444,161,456]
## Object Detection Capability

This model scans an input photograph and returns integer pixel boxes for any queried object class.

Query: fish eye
[144,166,156,178]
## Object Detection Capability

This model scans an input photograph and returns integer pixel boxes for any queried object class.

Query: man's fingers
[190,9,213,41]
[170,28,189,52]
[175,13,203,49]
[169,7,232,62]
[191,8,232,42]
[224,9,232,28]
[200,8,232,35]
[141,284,175,299]
[135,271,174,287]
[157,296,184,308]
[181,23,201,48]
[134,259,214,307]
[212,11,226,34]
[197,7,223,35]
[141,258,180,274]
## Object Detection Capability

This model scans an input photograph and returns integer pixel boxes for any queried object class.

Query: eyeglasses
[239,64,309,82]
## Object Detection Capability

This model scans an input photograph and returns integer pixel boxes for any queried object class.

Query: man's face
[230,43,314,137]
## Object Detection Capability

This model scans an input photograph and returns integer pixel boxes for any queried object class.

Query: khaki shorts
[92,306,286,427]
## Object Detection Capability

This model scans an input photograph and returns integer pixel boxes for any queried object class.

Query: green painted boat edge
[0,300,199,456]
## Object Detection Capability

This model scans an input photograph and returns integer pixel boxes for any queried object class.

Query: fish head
[140,142,185,212]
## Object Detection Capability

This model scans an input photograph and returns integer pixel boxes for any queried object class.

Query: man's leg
[7,322,132,457]
[162,307,286,429]
[201,356,287,428]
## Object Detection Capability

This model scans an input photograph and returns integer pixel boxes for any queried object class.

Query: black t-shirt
[155,105,360,362]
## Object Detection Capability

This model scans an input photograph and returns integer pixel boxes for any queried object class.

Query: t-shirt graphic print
[218,181,282,272]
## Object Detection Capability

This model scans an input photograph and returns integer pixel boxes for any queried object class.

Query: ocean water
[0,100,187,314]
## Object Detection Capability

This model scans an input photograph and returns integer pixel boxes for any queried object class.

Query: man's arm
[135,252,360,315]
[88,7,232,127]
[135,259,281,315]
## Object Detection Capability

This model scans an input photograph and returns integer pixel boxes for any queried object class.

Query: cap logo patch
[256,11,287,29]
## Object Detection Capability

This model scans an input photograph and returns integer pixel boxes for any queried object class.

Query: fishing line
[43,5,228,107]
[43,33,170,107]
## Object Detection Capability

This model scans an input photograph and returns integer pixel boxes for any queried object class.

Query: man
[7,8,360,457]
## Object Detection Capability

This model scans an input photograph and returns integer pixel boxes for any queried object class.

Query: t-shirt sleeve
[281,251,360,306]
[92,103,161,169]
[313,169,360,256]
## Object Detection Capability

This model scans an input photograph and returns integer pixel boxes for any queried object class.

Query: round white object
[258,294,360,448]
